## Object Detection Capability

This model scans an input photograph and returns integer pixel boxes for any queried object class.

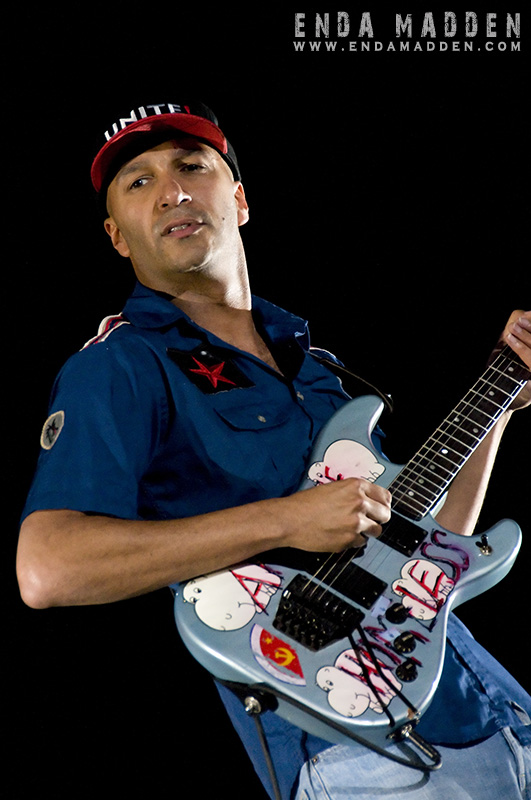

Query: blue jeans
[295,728,531,799]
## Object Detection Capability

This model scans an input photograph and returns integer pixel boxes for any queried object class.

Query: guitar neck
[390,345,530,521]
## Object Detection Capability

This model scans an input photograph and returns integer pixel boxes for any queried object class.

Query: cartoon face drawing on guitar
[307,439,386,485]
[316,647,403,718]
[391,559,456,621]
[183,563,282,631]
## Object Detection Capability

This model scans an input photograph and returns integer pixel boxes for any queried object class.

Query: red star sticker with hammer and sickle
[189,357,237,388]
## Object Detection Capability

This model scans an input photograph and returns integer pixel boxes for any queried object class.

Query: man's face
[104,138,249,292]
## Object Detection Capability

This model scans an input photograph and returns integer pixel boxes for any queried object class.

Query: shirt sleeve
[21,337,169,522]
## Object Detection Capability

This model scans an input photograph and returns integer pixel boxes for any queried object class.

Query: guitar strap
[308,348,394,414]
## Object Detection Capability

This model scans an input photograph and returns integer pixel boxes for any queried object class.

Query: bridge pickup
[267,548,387,609]
[380,513,427,556]
[314,560,387,610]
[273,573,366,651]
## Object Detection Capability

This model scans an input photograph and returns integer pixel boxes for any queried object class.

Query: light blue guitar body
[173,391,522,750]
[174,346,528,753]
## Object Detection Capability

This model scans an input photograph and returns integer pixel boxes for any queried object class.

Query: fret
[477,374,524,398]
[435,421,482,453]
[413,446,462,477]
[394,467,442,500]
[470,385,510,410]
[395,465,443,497]
[390,345,529,520]
[393,482,439,517]
[431,425,479,457]
[455,399,496,429]
[492,351,531,383]
[393,465,454,519]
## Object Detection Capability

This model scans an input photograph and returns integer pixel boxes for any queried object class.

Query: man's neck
[172,293,281,372]
[136,252,282,373]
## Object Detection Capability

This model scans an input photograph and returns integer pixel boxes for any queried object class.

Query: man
[17,101,531,799]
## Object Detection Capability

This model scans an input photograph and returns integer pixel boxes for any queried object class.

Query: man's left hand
[500,310,531,410]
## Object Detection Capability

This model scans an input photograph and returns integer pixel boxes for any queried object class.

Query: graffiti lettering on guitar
[173,345,529,753]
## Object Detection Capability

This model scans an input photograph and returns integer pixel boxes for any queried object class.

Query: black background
[5,6,529,798]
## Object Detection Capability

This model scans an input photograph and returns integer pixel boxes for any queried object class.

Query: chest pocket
[214,402,292,432]
[207,393,311,496]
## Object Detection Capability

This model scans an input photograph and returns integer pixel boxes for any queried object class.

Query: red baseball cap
[90,101,240,193]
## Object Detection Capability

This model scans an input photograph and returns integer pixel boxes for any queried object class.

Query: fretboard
[390,345,530,521]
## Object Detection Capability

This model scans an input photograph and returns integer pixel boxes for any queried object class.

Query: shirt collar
[122,281,310,346]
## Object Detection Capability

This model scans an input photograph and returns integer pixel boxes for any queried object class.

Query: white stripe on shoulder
[81,314,131,349]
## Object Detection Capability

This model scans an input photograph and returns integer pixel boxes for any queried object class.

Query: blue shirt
[22,282,531,800]
[23,283,349,521]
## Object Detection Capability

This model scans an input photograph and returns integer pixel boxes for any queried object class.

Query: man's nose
[158,177,192,208]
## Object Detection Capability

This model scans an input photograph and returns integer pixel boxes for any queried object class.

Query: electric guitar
[173,344,529,757]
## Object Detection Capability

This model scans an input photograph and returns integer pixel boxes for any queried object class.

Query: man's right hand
[280,478,392,552]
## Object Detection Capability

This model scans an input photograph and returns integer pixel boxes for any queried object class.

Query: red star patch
[189,357,237,388]
[167,346,255,394]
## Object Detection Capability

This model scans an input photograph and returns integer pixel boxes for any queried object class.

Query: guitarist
[17,102,531,799]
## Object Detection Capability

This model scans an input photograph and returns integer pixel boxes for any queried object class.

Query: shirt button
[296,391,305,401]
[257,415,267,423]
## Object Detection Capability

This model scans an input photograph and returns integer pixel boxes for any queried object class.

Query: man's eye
[129,176,149,190]
[181,163,207,172]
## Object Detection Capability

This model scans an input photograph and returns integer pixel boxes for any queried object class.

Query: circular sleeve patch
[40,410,65,450]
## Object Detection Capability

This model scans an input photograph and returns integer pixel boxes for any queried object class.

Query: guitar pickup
[380,513,427,557]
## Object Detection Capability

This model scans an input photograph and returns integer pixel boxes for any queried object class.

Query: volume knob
[396,659,418,682]
[393,632,416,655]
[385,603,409,624]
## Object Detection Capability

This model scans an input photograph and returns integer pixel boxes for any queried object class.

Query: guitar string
[301,345,529,608]
[391,346,529,516]
[391,347,528,510]
[266,346,528,754]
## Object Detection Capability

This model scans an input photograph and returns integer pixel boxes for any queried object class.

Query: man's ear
[235,183,250,227]
[104,218,131,258]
